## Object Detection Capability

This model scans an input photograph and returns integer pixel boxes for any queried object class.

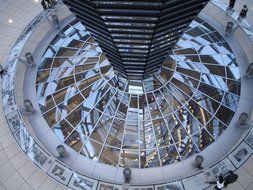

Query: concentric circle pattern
[36,18,241,168]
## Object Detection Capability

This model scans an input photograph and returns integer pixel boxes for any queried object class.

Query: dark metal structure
[63,0,210,80]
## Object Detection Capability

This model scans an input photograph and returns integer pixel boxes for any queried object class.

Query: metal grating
[63,0,210,79]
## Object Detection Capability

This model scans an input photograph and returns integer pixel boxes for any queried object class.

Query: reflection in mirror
[159,145,181,166]
[35,18,241,168]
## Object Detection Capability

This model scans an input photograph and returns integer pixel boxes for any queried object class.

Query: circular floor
[2,0,253,189]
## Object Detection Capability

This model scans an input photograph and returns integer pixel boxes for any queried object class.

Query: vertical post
[25,52,35,66]
[56,145,67,158]
[237,112,248,128]
[225,22,234,36]
[24,99,34,113]
[52,14,59,28]
[246,63,253,78]
[195,155,204,169]
[123,168,131,183]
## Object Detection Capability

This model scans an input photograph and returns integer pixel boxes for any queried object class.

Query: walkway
[209,1,253,189]
[0,0,253,189]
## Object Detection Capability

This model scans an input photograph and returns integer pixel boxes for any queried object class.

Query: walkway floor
[216,2,253,190]
[0,0,253,190]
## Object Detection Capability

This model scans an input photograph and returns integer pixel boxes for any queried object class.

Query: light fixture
[8,19,13,24]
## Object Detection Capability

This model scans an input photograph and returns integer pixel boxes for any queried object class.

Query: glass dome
[36,18,241,168]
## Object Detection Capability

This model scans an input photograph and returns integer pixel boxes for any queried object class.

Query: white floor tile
[0,161,15,183]
[243,157,253,176]
[27,170,47,190]
[18,182,34,190]
[17,161,37,181]
[236,167,253,189]
[3,172,24,190]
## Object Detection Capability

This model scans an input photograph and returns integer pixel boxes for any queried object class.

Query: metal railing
[1,1,253,189]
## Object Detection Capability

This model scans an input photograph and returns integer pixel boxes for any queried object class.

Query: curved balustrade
[1,1,253,190]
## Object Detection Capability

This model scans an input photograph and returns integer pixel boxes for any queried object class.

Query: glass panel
[206,118,227,140]
[119,149,139,168]
[35,18,241,168]
[36,82,53,99]
[53,119,74,141]
[52,86,77,105]
[176,138,199,160]
[52,58,73,68]
[146,93,162,120]
[38,95,55,113]
[176,67,201,80]
[192,128,214,151]
[215,104,235,125]
[227,79,241,95]
[106,119,124,148]
[140,149,160,168]
[36,70,50,83]
[44,108,61,127]
[166,82,189,105]
[56,47,79,57]
[123,119,139,149]
[176,106,202,135]
[90,115,112,144]
[38,58,52,70]
[159,146,181,166]
[198,82,223,102]
[65,105,83,127]
[192,91,220,115]
[222,92,240,111]
[186,100,213,126]
[57,93,83,115]
[65,130,83,152]
[99,146,120,166]
[153,118,173,147]
[81,139,103,160]
[142,121,156,149]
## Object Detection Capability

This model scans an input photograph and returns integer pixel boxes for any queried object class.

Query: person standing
[207,175,225,190]
[238,5,248,20]
[45,0,53,6]
[229,0,236,9]
[41,0,48,10]
[228,0,236,10]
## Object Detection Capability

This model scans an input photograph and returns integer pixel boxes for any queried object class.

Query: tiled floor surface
[1,0,253,189]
